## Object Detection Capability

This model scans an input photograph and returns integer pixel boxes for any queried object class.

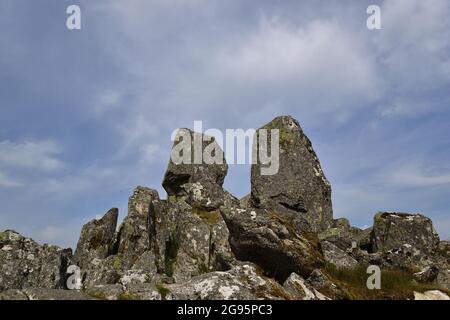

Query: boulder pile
[1,116,449,300]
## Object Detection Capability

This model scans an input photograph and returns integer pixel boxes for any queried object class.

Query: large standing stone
[370,212,440,254]
[162,129,228,196]
[250,116,333,233]
[0,231,71,291]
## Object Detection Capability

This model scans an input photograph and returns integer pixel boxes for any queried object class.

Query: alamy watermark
[366,265,381,290]
[66,265,82,290]
[66,5,81,30]
[170,121,280,176]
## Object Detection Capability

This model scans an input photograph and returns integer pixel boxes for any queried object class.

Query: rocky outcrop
[250,116,333,233]
[0,231,71,291]
[1,115,449,300]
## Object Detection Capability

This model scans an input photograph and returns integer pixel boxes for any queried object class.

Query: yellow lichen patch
[192,207,221,226]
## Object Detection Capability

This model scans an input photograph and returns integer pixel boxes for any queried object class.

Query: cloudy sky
[1,0,449,248]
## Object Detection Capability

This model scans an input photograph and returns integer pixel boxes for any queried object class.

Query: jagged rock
[282,273,329,300]
[414,290,450,300]
[250,116,333,233]
[117,187,159,269]
[219,202,324,282]
[371,212,440,255]
[150,194,234,283]
[0,230,71,291]
[321,241,358,269]
[165,262,290,300]
[162,129,228,196]
[73,196,158,288]
[73,208,118,269]
[413,266,439,283]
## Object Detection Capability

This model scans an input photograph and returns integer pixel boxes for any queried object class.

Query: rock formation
[1,115,449,300]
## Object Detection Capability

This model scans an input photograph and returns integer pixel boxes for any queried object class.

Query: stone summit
[1,116,449,300]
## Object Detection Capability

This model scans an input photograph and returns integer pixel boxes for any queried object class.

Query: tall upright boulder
[251,116,333,233]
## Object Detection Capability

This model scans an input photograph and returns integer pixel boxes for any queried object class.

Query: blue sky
[0,0,449,248]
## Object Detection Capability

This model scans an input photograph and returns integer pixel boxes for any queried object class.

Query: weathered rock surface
[165,262,290,300]
[73,208,118,269]
[117,187,159,268]
[0,230,71,291]
[0,288,93,300]
[282,273,329,300]
[219,202,324,282]
[162,129,228,196]
[151,194,234,283]
[1,115,449,300]
[371,212,440,254]
[414,290,450,300]
[321,241,358,269]
[251,116,333,233]
[413,265,439,283]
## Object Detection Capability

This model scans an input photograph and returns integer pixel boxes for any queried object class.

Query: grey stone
[283,273,329,300]
[73,208,118,269]
[150,193,234,283]
[413,265,439,283]
[371,212,440,255]
[321,241,358,269]
[250,116,333,233]
[166,262,289,300]
[0,230,71,291]
[117,187,159,269]
[219,201,324,282]
[162,129,228,196]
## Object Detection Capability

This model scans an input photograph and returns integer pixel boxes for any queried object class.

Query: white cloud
[213,18,380,115]
[0,171,22,188]
[39,226,65,243]
[380,0,450,82]
[387,162,450,188]
[139,143,163,164]
[0,140,64,171]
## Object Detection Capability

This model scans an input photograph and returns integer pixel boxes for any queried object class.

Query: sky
[0,0,449,248]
